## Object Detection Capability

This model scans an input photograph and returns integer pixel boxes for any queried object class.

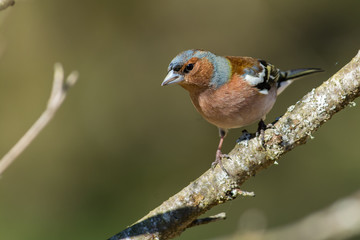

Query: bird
[161,49,322,170]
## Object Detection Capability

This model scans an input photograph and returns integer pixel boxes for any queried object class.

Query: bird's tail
[277,68,323,95]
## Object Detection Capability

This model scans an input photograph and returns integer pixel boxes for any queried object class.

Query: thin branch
[217,190,360,240]
[109,50,360,240]
[0,63,78,175]
[187,212,226,229]
[0,0,14,11]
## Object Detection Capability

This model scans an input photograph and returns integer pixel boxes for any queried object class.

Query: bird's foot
[256,119,278,148]
[256,120,267,147]
[236,129,254,143]
[212,150,231,176]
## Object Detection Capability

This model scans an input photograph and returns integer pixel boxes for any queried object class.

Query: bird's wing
[226,56,280,95]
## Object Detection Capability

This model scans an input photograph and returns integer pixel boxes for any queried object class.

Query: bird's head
[161,49,231,90]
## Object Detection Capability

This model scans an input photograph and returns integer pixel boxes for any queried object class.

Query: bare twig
[0,0,14,11]
[109,50,360,240]
[217,190,360,240]
[236,189,256,197]
[188,213,226,229]
[0,63,78,175]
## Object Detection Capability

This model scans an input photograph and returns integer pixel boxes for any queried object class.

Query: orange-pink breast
[189,74,277,129]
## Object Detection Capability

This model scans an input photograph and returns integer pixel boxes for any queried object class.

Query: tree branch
[217,190,360,240]
[187,212,226,229]
[109,51,360,240]
[0,63,78,175]
[0,0,14,11]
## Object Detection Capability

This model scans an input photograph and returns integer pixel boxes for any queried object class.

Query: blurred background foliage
[0,0,359,239]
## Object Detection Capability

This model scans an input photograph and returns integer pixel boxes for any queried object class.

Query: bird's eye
[184,63,194,73]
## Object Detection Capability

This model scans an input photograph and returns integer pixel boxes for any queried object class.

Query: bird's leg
[256,117,279,145]
[236,129,255,143]
[212,129,230,175]
[256,119,267,134]
[256,119,267,147]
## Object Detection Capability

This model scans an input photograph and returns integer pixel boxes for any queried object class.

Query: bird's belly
[195,88,277,130]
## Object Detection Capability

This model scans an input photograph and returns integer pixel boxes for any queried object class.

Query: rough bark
[109,51,360,240]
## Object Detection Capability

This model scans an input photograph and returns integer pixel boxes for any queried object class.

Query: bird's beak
[161,70,184,86]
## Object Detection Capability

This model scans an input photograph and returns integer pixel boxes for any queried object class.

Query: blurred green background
[0,0,359,239]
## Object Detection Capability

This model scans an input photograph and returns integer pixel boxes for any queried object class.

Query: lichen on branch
[109,51,360,240]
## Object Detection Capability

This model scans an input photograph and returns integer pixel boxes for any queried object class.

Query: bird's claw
[212,150,231,176]
[256,129,266,148]
[256,120,277,148]
[236,129,254,143]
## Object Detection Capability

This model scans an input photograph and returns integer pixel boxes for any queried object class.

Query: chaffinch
[161,49,322,170]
